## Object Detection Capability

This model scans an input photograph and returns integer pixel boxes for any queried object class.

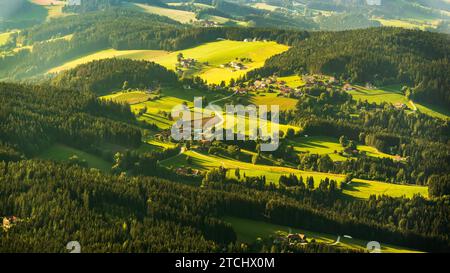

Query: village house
[393,102,407,110]
[343,83,354,91]
[178,58,196,68]
[287,233,308,244]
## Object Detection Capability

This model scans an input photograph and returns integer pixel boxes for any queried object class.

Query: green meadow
[144,40,289,84]
[348,85,449,119]
[160,149,427,199]
[224,216,422,253]
[0,32,12,46]
[287,135,396,162]
[38,144,111,172]
[248,92,298,111]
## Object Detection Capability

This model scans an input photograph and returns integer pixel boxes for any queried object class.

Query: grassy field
[38,144,111,172]
[47,49,169,73]
[46,41,288,85]
[145,40,289,84]
[224,216,421,253]
[102,91,156,105]
[287,135,397,162]
[127,3,198,23]
[373,18,439,31]
[251,3,282,11]
[348,85,449,119]
[0,32,12,46]
[248,92,298,111]
[160,149,427,199]
[348,85,413,107]
[414,102,450,120]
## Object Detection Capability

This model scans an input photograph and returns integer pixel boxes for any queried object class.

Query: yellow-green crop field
[224,216,422,253]
[0,32,12,46]
[47,40,287,85]
[248,92,298,111]
[145,40,290,84]
[127,3,198,23]
[348,85,449,119]
[277,75,305,88]
[348,85,413,107]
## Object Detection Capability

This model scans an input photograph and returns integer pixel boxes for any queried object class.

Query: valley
[0,0,449,255]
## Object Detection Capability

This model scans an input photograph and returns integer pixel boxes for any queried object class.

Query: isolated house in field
[393,102,407,110]
[343,83,353,91]
[287,233,308,244]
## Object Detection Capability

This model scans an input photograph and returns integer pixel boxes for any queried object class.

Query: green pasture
[224,216,422,253]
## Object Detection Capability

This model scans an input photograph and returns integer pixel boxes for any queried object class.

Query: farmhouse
[393,102,407,110]
[287,233,308,244]
[343,83,353,91]
[178,57,197,68]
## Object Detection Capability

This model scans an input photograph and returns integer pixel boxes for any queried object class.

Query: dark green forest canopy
[0,159,449,252]
[0,82,140,157]
[50,59,179,95]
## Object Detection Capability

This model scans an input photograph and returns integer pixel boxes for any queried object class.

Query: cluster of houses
[177,57,197,69]
[274,233,308,245]
[196,19,219,27]
[303,74,338,88]
[221,61,247,71]
[243,38,269,42]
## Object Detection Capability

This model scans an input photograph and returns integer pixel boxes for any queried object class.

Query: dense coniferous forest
[0,82,141,157]
[1,160,450,252]
[50,59,179,95]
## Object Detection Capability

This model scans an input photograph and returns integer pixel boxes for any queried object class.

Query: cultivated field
[0,32,12,46]
[252,3,282,11]
[348,85,413,107]
[224,216,422,253]
[248,93,298,111]
[31,0,69,20]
